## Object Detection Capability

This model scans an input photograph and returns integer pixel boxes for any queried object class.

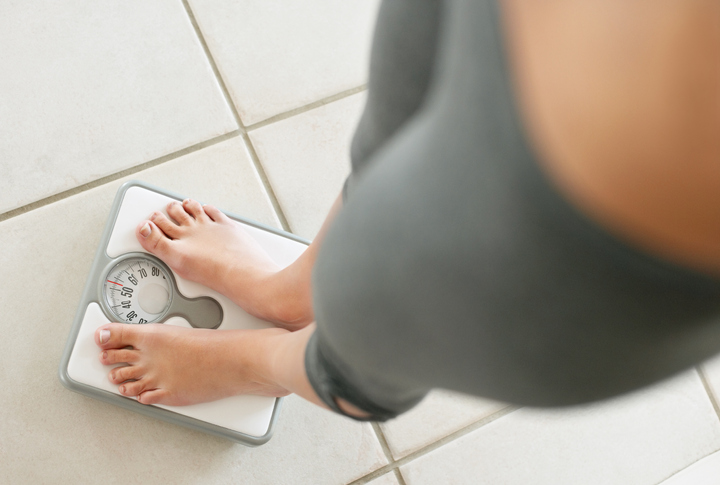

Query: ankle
[221,269,312,327]
[244,327,293,393]
[264,271,314,328]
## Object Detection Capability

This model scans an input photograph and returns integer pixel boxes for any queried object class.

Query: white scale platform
[59,181,308,446]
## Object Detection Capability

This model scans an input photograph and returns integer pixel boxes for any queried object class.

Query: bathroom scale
[59,180,309,446]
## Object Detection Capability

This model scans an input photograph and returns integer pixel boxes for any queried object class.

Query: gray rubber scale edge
[58,180,310,447]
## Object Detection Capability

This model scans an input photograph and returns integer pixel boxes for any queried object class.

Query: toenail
[183,198,190,204]
[102,351,108,360]
[120,385,126,393]
[111,370,117,380]
[139,222,151,238]
[99,329,110,343]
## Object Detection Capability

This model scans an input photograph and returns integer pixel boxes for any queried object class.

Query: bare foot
[136,199,313,327]
[95,322,290,405]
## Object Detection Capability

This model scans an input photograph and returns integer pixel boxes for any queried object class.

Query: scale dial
[103,256,173,324]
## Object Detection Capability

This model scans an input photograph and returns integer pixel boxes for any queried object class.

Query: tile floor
[2,2,720,484]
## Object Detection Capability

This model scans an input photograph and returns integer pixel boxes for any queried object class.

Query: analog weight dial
[103,256,172,324]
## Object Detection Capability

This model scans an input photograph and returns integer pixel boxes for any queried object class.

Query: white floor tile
[117,137,281,229]
[0,0,236,214]
[400,371,720,485]
[659,450,720,485]
[260,396,388,485]
[0,140,388,484]
[188,0,379,125]
[249,93,366,239]
[380,391,508,459]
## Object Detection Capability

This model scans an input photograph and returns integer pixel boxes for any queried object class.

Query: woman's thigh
[349,0,443,178]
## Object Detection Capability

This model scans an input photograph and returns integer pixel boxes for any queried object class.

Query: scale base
[59,181,308,446]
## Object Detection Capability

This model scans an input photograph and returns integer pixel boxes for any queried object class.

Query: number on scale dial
[103,256,172,324]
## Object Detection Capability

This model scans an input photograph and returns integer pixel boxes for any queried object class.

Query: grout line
[697,366,720,423]
[346,465,397,484]
[0,131,240,223]
[180,0,245,132]
[656,447,720,485]
[240,133,292,232]
[393,468,408,485]
[348,467,403,485]
[660,368,720,484]
[1,2,361,228]
[181,0,292,232]
[392,405,520,468]
[246,85,367,132]
[181,0,365,133]
[367,423,408,485]
[347,405,520,485]
[371,422,397,464]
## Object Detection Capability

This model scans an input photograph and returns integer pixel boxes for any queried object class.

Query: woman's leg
[348,0,443,189]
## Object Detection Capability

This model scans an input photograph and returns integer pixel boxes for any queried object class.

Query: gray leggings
[305,0,720,421]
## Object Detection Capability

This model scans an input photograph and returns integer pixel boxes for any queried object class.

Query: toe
[100,348,140,365]
[109,364,144,384]
[203,204,230,223]
[183,198,208,222]
[136,220,176,259]
[137,389,170,405]
[149,211,181,238]
[167,201,193,226]
[119,378,153,397]
[95,323,139,350]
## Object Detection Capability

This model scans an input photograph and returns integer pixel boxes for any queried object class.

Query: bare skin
[95,195,369,416]
[137,198,313,327]
[95,0,720,415]
[95,321,290,405]
[502,0,720,275]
